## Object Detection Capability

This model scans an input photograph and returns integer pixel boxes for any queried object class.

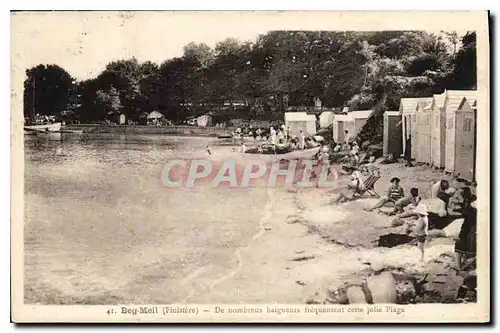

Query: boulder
[421,261,464,303]
[366,272,397,303]
[395,280,416,304]
[325,286,349,304]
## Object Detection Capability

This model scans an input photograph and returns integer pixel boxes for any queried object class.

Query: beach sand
[24,138,467,304]
[169,150,466,304]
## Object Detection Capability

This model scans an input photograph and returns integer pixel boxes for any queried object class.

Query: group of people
[361,177,477,268]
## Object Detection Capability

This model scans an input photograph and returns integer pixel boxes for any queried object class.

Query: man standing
[299,130,306,150]
[343,130,353,150]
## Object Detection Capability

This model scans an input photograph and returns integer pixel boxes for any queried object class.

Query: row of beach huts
[283,90,478,181]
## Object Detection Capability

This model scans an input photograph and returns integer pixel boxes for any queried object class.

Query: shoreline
[63,124,236,137]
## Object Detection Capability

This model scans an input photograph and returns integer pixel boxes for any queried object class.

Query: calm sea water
[24,133,271,304]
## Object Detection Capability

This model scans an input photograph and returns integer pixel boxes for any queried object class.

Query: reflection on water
[24,133,268,304]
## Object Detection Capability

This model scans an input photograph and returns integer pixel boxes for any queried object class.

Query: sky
[11,12,268,80]
[11,11,476,82]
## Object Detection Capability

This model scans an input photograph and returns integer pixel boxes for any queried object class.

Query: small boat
[24,122,62,133]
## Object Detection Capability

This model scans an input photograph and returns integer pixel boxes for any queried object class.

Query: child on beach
[206,145,212,155]
[412,204,429,262]
[257,144,263,154]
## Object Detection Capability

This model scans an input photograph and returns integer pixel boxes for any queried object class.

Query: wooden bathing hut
[349,110,373,137]
[284,112,317,137]
[445,92,477,180]
[399,97,432,161]
[430,92,447,168]
[332,114,352,143]
[383,111,402,157]
[415,99,433,164]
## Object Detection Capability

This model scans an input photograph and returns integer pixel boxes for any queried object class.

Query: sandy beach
[24,136,468,304]
[181,148,467,304]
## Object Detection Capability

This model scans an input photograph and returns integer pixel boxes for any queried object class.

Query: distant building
[147,111,164,125]
[195,114,212,127]
[314,97,322,110]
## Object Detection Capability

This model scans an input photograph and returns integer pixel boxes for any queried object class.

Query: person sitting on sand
[333,143,341,153]
[391,190,450,227]
[431,179,451,199]
[351,141,360,155]
[364,177,404,212]
[384,187,421,216]
[277,129,285,144]
[333,170,365,204]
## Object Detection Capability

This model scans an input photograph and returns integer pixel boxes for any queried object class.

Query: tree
[446,32,476,90]
[96,86,122,116]
[23,64,74,117]
[183,42,214,68]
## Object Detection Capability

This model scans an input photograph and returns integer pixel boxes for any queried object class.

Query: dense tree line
[24,31,477,129]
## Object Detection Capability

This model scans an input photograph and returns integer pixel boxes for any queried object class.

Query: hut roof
[284,112,316,122]
[432,92,447,109]
[416,98,433,111]
[399,97,432,115]
[349,110,373,119]
[445,90,477,113]
[147,111,164,119]
[457,97,476,112]
[334,114,353,121]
